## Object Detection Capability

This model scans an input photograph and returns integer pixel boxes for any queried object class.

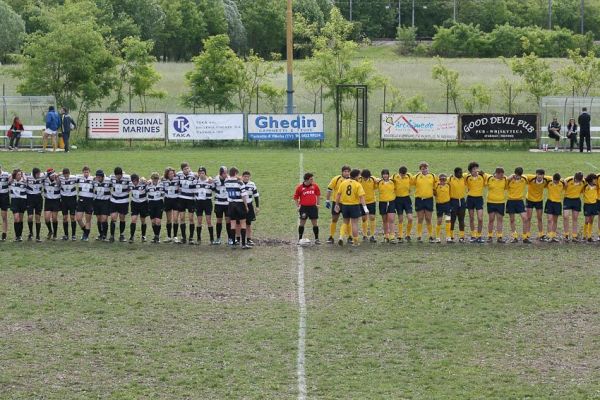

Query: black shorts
[506,200,525,214]
[93,199,111,216]
[61,196,77,215]
[361,202,376,216]
[544,200,562,216]
[436,202,452,217]
[395,196,413,214]
[44,198,61,212]
[487,202,505,216]
[415,197,434,212]
[178,198,196,213]
[0,193,9,211]
[228,202,247,221]
[467,196,484,210]
[563,198,582,212]
[164,197,179,212]
[246,203,256,224]
[379,201,396,215]
[148,200,164,219]
[111,202,129,215]
[77,197,94,214]
[11,197,27,214]
[341,204,361,219]
[526,200,543,210]
[215,203,229,219]
[299,205,318,220]
[196,199,213,216]
[450,198,466,212]
[584,203,598,217]
[131,201,149,218]
[27,194,43,215]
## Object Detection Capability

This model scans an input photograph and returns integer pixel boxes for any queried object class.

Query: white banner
[247,114,324,141]
[381,113,458,140]
[168,114,244,140]
[88,113,165,139]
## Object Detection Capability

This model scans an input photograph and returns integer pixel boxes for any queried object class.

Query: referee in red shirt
[294,172,321,244]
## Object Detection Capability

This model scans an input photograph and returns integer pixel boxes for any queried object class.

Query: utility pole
[548,0,552,29]
[411,0,415,27]
[580,0,584,34]
[398,0,401,26]
[349,0,353,21]
[286,0,294,114]
[453,0,457,22]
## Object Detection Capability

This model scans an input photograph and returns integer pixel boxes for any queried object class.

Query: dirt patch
[170,289,295,303]
[0,321,38,335]
[481,306,600,385]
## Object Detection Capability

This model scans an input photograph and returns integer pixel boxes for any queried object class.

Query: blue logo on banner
[173,116,190,133]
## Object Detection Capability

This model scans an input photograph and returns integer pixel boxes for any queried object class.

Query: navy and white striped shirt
[76,175,95,199]
[224,177,247,203]
[146,182,164,202]
[162,178,179,199]
[26,174,45,196]
[195,178,214,201]
[59,175,78,197]
[43,177,61,200]
[0,171,9,194]
[93,180,112,201]
[10,179,28,199]
[177,171,196,200]
[110,174,131,204]
[214,176,229,205]
[130,182,147,203]
[242,181,259,205]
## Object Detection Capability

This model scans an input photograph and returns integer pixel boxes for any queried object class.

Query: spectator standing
[43,106,61,152]
[547,117,561,151]
[566,118,578,152]
[8,116,24,150]
[60,107,76,153]
[578,107,591,152]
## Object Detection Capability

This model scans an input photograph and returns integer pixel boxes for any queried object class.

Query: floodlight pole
[398,0,401,26]
[453,0,457,22]
[286,0,294,115]
[411,0,415,27]
[548,0,552,29]
[580,0,584,34]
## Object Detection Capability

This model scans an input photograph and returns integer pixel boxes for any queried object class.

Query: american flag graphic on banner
[90,116,120,134]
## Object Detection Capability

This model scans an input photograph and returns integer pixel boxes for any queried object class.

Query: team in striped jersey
[0,164,259,248]
[319,162,600,244]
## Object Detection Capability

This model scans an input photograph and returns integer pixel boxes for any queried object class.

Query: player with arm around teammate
[392,166,414,242]
[129,173,149,243]
[75,166,95,241]
[59,168,78,241]
[448,167,467,243]
[583,173,598,242]
[294,172,321,244]
[506,167,530,243]
[0,165,10,241]
[146,172,164,243]
[43,169,61,241]
[176,162,196,244]
[213,166,231,245]
[485,167,508,243]
[524,169,550,241]
[544,173,565,243]
[358,169,377,243]
[24,167,44,242]
[93,170,112,241]
[326,165,351,244]
[162,167,179,243]
[413,162,437,243]
[563,171,585,242]
[378,169,396,243]
[109,167,131,243]
[195,167,216,245]
[465,161,487,243]
[434,173,452,243]
[334,168,368,246]
[9,169,28,241]
[225,167,250,249]
[241,171,259,246]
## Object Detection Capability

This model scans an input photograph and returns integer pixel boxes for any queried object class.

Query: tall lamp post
[286,0,294,114]
[580,0,584,34]
[548,0,552,29]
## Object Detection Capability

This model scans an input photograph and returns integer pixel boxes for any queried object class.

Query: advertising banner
[88,112,165,139]
[461,114,538,140]
[168,114,244,140]
[247,114,324,141]
[381,113,458,140]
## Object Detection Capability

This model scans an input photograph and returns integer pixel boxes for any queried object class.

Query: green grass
[1,148,600,398]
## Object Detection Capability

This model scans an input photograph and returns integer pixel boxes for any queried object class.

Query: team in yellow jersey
[319,161,600,245]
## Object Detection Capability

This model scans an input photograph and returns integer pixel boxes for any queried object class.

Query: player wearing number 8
[334,169,367,246]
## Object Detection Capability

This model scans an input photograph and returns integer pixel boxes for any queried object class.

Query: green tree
[496,75,524,113]
[237,0,285,57]
[260,84,286,113]
[157,0,206,61]
[234,51,283,113]
[560,49,600,97]
[431,57,461,112]
[508,53,557,106]
[396,26,417,56]
[223,0,246,53]
[112,37,165,112]
[183,34,244,112]
[463,83,492,113]
[15,0,119,128]
[0,0,25,62]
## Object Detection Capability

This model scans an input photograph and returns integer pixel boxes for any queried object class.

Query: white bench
[540,126,600,150]
[0,125,46,149]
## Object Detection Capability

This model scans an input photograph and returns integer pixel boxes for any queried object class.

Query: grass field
[1,147,600,398]
[1,45,576,147]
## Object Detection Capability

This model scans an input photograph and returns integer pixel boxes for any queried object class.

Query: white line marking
[586,161,598,170]
[297,152,307,400]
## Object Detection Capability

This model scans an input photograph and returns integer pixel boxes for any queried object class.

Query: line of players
[0,163,259,248]
[313,162,600,245]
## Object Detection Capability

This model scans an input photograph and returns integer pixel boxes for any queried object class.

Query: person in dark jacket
[566,118,578,152]
[8,116,24,150]
[43,106,61,152]
[60,107,76,153]
[547,117,561,151]
[578,107,591,152]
